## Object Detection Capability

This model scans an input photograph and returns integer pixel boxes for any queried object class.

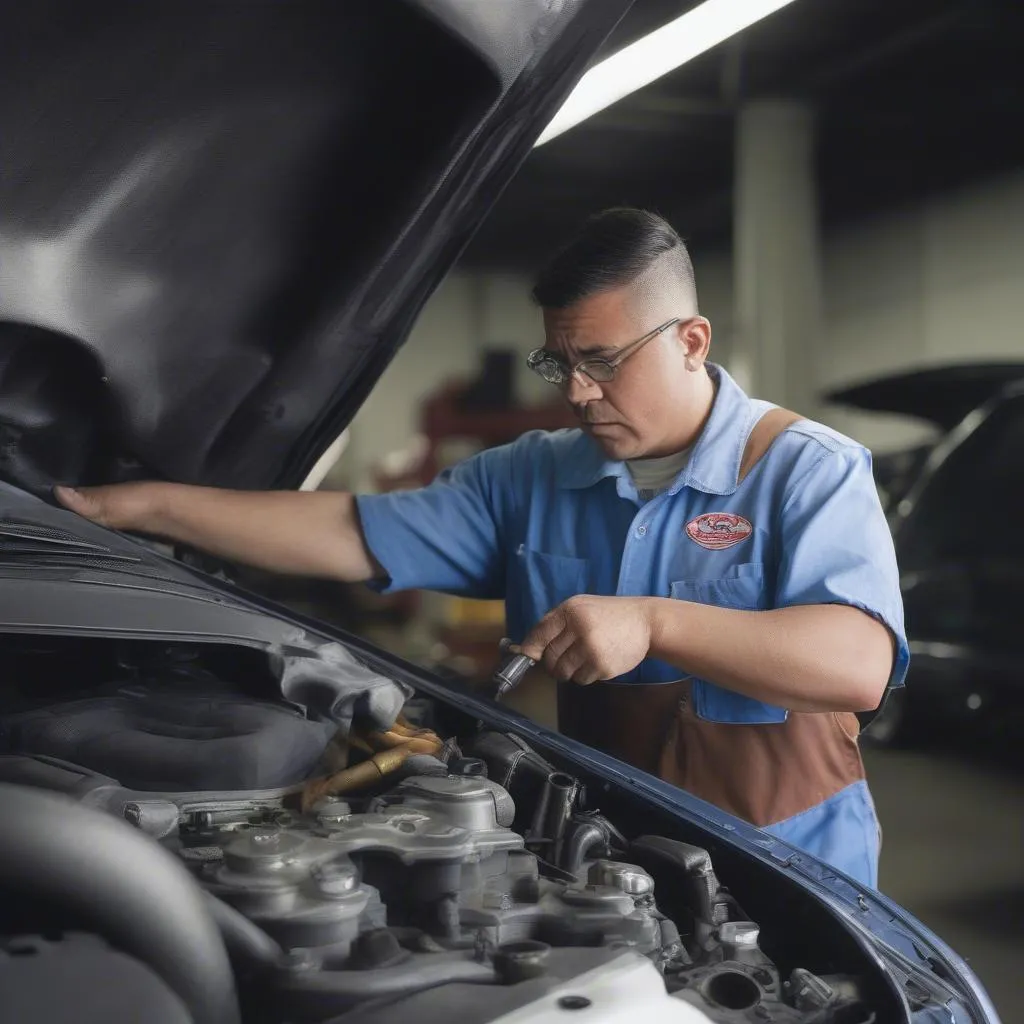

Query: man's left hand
[515,595,655,685]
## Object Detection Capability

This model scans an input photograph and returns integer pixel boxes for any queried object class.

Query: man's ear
[682,317,711,370]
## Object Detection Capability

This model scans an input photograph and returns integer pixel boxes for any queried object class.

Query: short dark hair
[531,207,696,309]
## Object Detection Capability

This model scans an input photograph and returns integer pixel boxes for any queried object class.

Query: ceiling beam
[801,5,970,92]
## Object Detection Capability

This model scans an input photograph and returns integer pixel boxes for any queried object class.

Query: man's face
[541,284,712,460]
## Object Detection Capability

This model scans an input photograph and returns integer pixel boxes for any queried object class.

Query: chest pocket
[669,564,787,725]
[512,546,588,633]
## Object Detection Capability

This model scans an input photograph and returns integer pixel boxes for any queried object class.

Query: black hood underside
[0,0,630,496]
[824,361,1024,430]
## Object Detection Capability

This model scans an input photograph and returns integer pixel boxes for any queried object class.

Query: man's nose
[565,369,601,406]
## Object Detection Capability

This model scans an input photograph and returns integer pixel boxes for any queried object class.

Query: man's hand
[55,484,162,533]
[515,595,894,711]
[515,595,656,685]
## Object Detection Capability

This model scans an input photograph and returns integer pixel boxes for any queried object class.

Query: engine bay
[0,634,887,1024]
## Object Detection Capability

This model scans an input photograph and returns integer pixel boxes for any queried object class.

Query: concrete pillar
[731,100,823,417]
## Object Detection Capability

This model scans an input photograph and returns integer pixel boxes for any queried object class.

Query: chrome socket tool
[491,637,535,701]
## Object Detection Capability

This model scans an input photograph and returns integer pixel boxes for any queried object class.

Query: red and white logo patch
[685,512,753,550]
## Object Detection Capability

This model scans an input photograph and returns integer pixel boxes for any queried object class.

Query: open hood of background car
[824,361,1024,431]
[0,0,629,495]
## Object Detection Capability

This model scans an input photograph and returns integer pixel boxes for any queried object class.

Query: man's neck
[626,447,691,503]
[644,368,718,458]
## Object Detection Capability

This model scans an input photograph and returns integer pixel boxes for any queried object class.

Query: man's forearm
[57,483,383,583]
[645,598,894,713]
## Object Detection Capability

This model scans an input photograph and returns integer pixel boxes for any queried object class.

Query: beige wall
[819,171,1024,451]
[712,169,1024,453]
[326,270,539,491]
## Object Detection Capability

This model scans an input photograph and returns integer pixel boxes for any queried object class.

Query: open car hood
[0,0,629,495]
[823,362,1024,431]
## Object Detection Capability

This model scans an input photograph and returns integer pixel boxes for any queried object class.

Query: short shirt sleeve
[354,445,509,600]
[775,446,910,689]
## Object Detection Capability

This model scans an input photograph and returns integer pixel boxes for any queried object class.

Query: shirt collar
[557,363,757,497]
[557,432,633,492]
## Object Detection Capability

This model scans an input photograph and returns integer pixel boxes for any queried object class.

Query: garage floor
[491,673,1023,1023]
[864,743,1023,1023]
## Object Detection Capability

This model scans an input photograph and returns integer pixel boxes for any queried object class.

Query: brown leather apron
[556,408,866,828]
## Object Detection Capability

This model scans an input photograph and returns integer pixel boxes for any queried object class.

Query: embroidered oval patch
[685,512,753,550]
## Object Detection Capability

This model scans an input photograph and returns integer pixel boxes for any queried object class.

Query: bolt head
[719,921,760,948]
[482,888,513,910]
[558,995,591,1010]
[284,950,316,972]
[587,860,654,896]
[311,861,358,896]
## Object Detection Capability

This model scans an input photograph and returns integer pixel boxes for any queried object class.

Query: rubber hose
[532,772,576,867]
[629,835,723,926]
[0,783,239,1024]
[202,890,284,970]
[562,822,609,875]
[273,952,495,1018]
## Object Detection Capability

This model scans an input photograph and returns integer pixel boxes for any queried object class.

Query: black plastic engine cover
[0,933,192,1024]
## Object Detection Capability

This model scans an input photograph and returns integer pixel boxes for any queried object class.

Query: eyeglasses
[527,317,683,387]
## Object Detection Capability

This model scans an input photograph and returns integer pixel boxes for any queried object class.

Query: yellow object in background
[442,596,506,628]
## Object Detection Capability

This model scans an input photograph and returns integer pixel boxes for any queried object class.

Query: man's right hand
[55,484,161,533]
[53,482,384,584]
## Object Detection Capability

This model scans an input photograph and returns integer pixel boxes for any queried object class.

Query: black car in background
[825,363,1024,745]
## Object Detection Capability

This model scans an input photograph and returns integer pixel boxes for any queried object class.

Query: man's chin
[586,426,638,461]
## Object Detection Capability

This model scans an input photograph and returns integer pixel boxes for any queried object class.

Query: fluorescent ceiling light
[534,0,801,146]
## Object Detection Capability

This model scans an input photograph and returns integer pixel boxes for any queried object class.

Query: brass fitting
[300,722,444,813]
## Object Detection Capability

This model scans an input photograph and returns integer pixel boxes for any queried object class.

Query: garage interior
[286,2,1022,1019]
[1,0,1019,1020]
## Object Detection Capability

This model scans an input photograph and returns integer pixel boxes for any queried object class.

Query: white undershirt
[626,447,691,502]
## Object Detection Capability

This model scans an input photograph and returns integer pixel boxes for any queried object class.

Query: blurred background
[254,1,1023,1016]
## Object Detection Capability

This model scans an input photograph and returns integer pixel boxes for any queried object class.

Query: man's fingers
[551,642,586,684]
[53,483,153,532]
[551,643,604,686]
[54,486,103,521]
[518,608,567,662]
[572,665,604,686]
[53,485,82,510]
[551,638,611,685]
[539,630,575,675]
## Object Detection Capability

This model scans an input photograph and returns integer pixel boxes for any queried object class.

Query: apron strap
[738,406,803,484]
[739,404,892,731]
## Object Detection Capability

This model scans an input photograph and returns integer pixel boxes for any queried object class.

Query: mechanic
[55,208,909,889]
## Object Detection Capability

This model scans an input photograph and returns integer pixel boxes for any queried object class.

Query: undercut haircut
[531,207,697,311]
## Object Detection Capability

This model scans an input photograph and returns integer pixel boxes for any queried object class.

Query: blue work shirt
[356,364,909,887]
